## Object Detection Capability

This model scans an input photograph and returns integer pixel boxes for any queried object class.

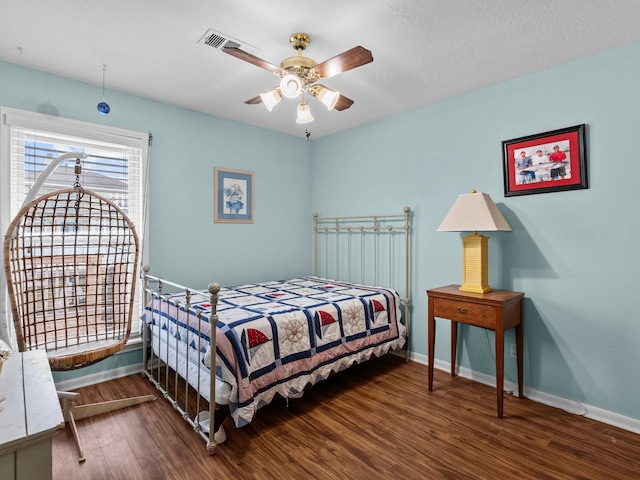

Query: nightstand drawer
[432,298,495,328]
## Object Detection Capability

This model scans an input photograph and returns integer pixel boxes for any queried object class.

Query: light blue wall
[0,61,313,382]
[311,42,640,421]
[0,61,313,288]
[2,40,639,422]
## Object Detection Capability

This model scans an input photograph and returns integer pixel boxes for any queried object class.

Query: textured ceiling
[1,0,640,139]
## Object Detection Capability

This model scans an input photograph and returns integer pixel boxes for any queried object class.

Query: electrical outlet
[509,343,517,358]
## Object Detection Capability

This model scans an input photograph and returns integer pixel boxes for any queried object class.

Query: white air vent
[197,29,258,55]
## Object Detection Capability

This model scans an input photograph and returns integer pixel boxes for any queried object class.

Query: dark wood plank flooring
[52,356,640,479]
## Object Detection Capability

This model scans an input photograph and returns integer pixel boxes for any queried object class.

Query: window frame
[0,107,150,347]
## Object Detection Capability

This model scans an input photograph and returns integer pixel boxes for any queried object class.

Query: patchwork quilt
[142,276,406,427]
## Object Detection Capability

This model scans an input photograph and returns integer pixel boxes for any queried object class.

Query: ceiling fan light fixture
[260,88,281,112]
[296,100,314,124]
[280,74,303,99]
[313,85,340,110]
[227,33,373,126]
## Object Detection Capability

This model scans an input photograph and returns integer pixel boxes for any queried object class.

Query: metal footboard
[141,266,220,455]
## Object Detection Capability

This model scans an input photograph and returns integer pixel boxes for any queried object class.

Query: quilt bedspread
[142,276,406,427]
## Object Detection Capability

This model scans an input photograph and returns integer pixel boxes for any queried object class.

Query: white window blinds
[0,107,150,345]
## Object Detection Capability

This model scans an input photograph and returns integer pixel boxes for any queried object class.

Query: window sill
[124,333,143,352]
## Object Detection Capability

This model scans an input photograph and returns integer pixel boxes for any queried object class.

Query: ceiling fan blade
[334,94,355,111]
[223,47,283,74]
[313,46,373,79]
[244,95,263,105]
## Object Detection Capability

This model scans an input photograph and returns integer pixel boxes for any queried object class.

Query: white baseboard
[59,348,640,436]
[54,337,145,391]
[55,362,145,392]
[407,351,640,435]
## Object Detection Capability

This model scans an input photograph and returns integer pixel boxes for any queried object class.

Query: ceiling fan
[223,33,373,123]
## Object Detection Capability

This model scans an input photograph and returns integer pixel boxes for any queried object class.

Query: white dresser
[0,350,63,480]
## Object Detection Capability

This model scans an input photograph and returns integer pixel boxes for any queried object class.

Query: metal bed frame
[312,206,411,352]
[141,207,411,455]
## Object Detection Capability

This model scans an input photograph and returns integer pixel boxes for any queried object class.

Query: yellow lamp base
[459,233,492,293]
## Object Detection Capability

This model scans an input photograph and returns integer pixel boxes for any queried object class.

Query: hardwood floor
[52,355,640,479]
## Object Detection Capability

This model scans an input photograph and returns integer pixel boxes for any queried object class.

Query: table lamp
[437,190,511,293]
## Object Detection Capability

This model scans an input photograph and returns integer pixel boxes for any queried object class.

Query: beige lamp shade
[437,191,511,293]
[437,191,511,232]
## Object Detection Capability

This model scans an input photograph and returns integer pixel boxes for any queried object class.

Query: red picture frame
[502,124,587,197]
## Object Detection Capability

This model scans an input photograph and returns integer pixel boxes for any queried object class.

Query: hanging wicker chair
[4,187,155,462]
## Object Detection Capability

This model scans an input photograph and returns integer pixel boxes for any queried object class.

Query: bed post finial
[208,283,220,314]
[142,265,150,291]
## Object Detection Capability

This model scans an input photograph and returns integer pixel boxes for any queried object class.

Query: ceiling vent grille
[197,29,257,55]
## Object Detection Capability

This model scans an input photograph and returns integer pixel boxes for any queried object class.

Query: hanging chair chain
[74,158,85,211]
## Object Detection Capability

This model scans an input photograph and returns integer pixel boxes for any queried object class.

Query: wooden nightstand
[427,284,524,418]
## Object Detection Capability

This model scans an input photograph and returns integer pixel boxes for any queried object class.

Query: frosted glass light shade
[317,87,339,110]
[260,88,281,112]
[296,101,314,124]
[280,74,303,99]
[309,85,340,110]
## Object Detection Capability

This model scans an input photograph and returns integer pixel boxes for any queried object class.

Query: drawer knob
[457,308,468,314]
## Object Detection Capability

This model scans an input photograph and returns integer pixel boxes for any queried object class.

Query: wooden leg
[428,298,435,391]
[451,321,458,377]
[59,390,156,462]
[71,395,157,420]
[495,328,504,418]
[516,323,524,398]
[61,394,86,463]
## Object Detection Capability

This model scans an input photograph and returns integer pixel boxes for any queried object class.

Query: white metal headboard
[312,207,411,351]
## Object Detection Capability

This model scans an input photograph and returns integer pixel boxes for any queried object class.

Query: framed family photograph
[502,124,588,197]
[214,167,254,223]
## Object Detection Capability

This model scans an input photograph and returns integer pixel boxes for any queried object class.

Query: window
[0,107,150,346]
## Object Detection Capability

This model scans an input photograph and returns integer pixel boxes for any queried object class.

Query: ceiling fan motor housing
[280,56,319,82]
[280,33,320,84]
